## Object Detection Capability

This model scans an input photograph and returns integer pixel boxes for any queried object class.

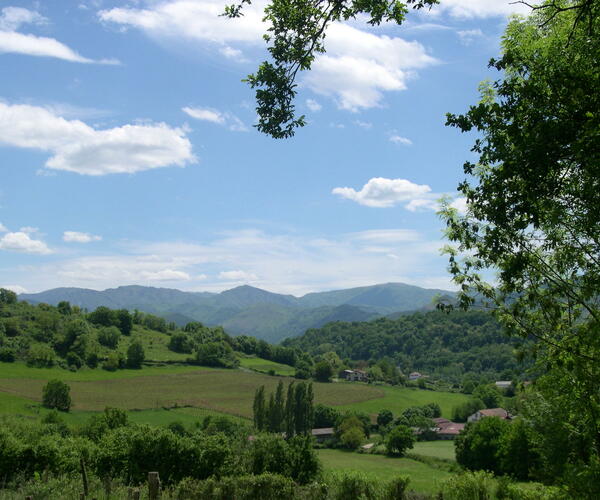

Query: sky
[0,0,531,296]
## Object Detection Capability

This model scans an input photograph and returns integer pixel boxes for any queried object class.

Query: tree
[385,425,415,456]
[126,340,145,369]
[98,326,121,349]
[42,379,71,412]
[473,385,502,409]
[224,0,438,138]
[0,288,17,305]
[253,385,266,431]
[116,309,133,336]
[314,360,333,382]
[441,4,600,494]
[377,409,394,428]
[455,417,510,475]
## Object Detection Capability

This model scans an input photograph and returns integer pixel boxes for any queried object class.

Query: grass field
[318,449,452,494]
[411,440,456,461]
[0,362,468,424]
[119,326,190,362]
[238,355,295,376]
[337,384,470,419]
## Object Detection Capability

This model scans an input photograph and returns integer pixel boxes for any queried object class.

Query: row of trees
[253,381,314,437]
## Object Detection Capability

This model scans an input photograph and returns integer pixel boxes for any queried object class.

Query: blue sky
[0,0,529,295]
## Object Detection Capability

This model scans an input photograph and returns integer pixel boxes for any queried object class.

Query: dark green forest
[284,310,529,384]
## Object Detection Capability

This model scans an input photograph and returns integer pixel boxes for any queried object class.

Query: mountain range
[19,283,455,343]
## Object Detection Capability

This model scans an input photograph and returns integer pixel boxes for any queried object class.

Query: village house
[408,371,422,381]
[495,381,513,390]
[311,427,334,443]
[467,408,511,423]
[342,369,368,382]
[432,417,465,440]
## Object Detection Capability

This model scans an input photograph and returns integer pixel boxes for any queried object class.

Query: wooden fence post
[132,488,141,500]
[148,471,161,500]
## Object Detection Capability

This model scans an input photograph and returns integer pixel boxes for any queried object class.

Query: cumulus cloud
[305,23,437,111]
[0,222,8,232]
[63,231,102,243]
[333,177,432,208]
[0,6,119,64]
[182,106,248,131]
[306,99,322,112]
[0,231,52,254]
[99,1,437,111]
[218,270,258,281]
[0,101,195,175]
[428,0,531,18]
[389,135,412,145]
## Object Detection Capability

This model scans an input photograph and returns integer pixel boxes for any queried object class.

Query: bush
[168,332,193,353]
[333,472,379,500]
[0,347,15,362]
[126,340,145,368]
[440,471,495,500]
[383,476,410,500]
[27,344,55,367]
[102,351,123,371]
[98,326,121,348]
[314,360,333,382]
[340,426,365,450]
[42,380,71,412]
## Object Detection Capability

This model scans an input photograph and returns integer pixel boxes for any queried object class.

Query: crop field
[411,440,456,461]
[318,449,452,494]
[0,362,468,423]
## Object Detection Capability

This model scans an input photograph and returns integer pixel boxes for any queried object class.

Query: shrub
[168,332,193,353]
[27,344,55,367]
[0,347,15,362]
[126,340,145,368]
[340,426,365,450]
[440,471,495,500]
[98,326,121,348]
[455,418,511,474]
[333,472,379,500]
[314,360,333,382]
[383,476,410,500]
[42,380,71,412]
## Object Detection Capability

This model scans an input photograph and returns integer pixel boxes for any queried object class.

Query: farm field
[411,440,456,461]
[0,362,468,421]
[318,449,452,494]
[238,355,295,376]
[337,384,470,419]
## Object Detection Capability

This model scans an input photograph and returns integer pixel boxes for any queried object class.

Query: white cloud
[0,102,195,175]
[389,135,412,145]
[405,198,439,212]
[354,120,372,130]
[99,0,266,51]
[0,284,27,294]
[0,222,8,232]
[428,0,531,19]
[0,7,119,64]
[99,2,437,111]
[12,228,454,295]
[182,106,248,131]
[350,229,421,243]
[0,231,52,254]
[306,99,322,112]
[304,23,437,111]
[457,28,484,45]
[218,270,258,281]
[63,231,102,243]
[19,226,38,234]
[332,177,432,208]
[141,269,191,281]
[450,197,468,214]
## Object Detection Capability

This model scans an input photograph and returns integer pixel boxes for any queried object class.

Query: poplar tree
[253,385,266,431]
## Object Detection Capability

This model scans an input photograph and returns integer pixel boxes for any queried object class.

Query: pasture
[411,440,456,461]
[318,449,452,494]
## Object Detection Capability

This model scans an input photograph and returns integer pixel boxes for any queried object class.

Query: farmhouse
[311,427,334,443]
[342,369,368,382]
[408,371,423,381]
[495,381,513,390]
[467,408,511,423]
[432,417,465,440]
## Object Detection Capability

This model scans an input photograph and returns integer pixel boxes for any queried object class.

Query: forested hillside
[20,283,452,342]
[284,310,528,383]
